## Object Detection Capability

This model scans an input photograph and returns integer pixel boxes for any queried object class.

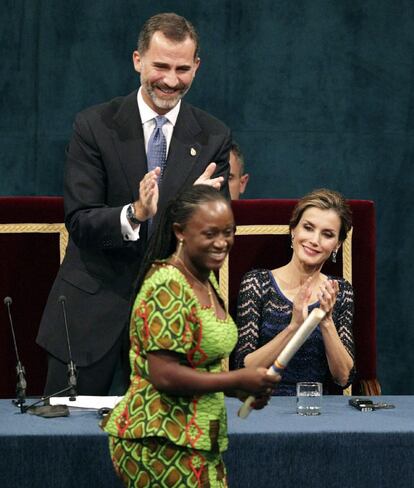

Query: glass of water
[296,382,322,416]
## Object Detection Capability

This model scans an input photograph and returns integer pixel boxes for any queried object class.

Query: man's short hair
[230,141,246,174]
[138,12,200,59]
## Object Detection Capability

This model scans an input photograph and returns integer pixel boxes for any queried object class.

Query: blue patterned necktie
[147,115,168,181]
[146,116,168,236]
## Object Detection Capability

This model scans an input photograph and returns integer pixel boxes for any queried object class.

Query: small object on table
[349,397,396,412]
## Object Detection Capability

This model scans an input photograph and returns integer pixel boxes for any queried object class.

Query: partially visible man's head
[133,13,200,114]
[229,142,250,200]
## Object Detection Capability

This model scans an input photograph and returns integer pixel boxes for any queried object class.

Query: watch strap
[126,203,143,225]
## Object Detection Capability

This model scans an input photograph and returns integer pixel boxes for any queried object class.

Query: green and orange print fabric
[103,262,238,453]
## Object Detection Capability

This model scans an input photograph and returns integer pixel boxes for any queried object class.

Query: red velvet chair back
[219,199,379,395]
[0,197,66,398]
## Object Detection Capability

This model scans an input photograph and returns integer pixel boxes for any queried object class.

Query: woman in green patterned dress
[103,185,279,487]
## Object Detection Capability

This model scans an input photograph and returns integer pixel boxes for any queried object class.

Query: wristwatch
[126,203,143,225]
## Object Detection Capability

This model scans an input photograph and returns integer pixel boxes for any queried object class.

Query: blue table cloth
[1,396,413,487]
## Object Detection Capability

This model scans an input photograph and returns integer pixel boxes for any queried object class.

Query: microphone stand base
[19,385,75,417]
[12,398,26,410]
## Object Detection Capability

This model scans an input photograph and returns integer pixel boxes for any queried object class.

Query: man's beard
[141,76,192,111]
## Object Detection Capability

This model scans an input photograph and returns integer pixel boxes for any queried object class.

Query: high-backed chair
[219,199,380,395]
[0,197,66,398]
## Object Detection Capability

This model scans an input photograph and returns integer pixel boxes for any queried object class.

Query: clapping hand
[134,167,161,222]
[194,162,224,190]
[317,279,339,320]
[291,276,313,329]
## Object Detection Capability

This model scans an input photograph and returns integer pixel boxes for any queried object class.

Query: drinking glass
[296,382,322,415]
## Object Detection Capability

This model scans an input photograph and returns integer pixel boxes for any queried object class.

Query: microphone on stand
[3,296,27,408]
[58,295,77,401]
[19,295,77,417]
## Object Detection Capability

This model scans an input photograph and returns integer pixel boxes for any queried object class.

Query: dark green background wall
[1,1,413,394]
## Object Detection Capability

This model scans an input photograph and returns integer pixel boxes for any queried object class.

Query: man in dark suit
[37,13,231,396]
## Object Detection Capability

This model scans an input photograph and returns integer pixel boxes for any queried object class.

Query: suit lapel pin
[190,147,197,157]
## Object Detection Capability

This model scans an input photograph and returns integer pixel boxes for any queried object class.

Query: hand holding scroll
[238,308,326,419]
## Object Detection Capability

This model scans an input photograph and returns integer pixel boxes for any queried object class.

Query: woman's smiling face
[176,200,235,275]
[292,206,341,268]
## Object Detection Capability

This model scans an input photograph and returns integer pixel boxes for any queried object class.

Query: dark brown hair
[230,141,246,175]
[289,188,352,243]
[137,13,199,59]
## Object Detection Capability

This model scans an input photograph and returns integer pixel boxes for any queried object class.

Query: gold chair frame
[0,223,68,263]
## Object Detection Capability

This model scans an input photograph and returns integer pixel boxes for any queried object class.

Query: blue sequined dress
[231,269,355,395]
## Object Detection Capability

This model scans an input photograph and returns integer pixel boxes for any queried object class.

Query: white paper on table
[49,395,123,410]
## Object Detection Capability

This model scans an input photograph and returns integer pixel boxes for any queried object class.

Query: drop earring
[332,250,337,263]
[290,235,294,249]
[175,239,184,259]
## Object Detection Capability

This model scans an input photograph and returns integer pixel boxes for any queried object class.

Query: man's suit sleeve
[63,111,129,250]
[211,128,231,200]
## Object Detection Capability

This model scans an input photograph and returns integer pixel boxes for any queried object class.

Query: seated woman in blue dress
[232,188,355,395]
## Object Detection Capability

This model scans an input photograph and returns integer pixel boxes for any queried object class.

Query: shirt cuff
[121,205,140,241]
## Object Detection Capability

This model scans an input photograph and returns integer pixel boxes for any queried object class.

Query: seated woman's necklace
[172,255,217,314]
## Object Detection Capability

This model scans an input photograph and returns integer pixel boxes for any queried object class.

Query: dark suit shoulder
[75,91,138,127]
[181,101,230,135]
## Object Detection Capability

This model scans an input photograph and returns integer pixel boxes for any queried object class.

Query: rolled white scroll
[237,308,326,419]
